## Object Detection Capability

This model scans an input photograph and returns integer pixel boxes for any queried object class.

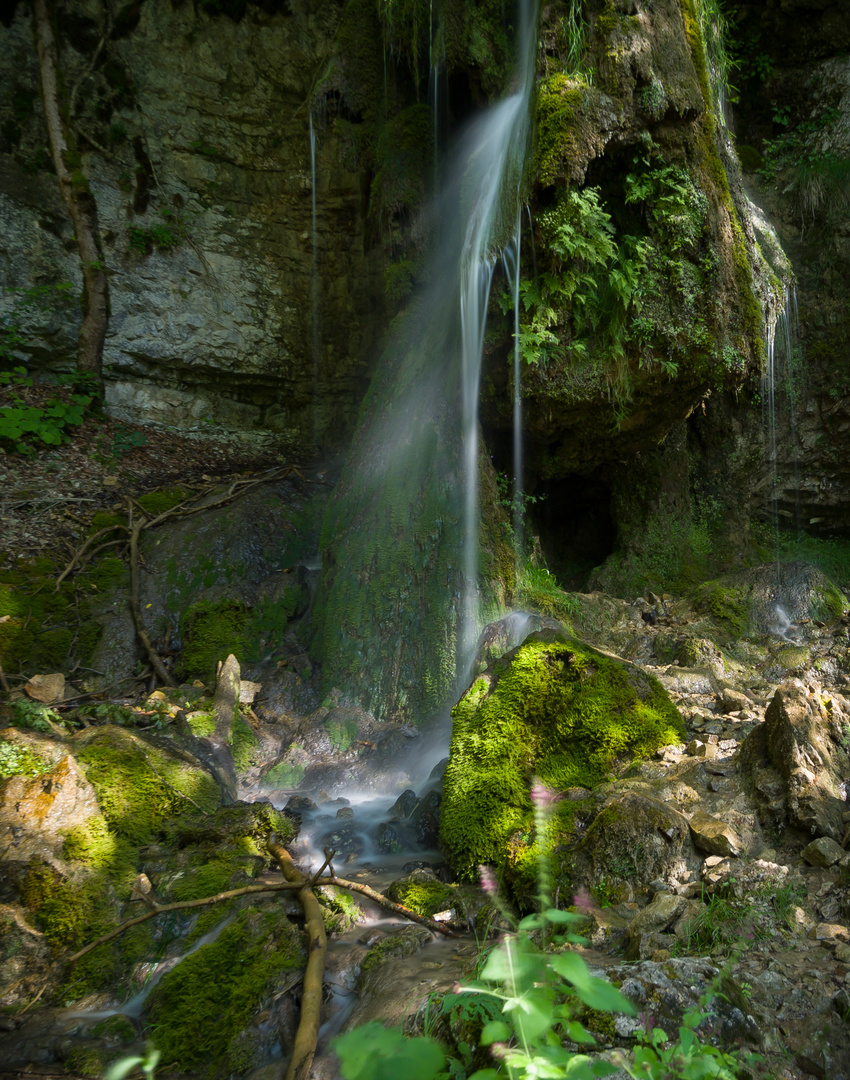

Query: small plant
[10,699,65,732]
[0,366,93,453]
[0,740,52,779]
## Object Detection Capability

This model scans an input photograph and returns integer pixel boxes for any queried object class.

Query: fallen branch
[67,879,307,964]
[55,524,128,590]
[269,838,327,1080]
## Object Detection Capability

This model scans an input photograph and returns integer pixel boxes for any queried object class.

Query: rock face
[0,1,383,451]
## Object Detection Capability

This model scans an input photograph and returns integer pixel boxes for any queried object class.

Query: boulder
[688,811,743,857]
[440,629,685,880]
[801,836,846,867]
[0,754,100,867]
[763,682,849,840]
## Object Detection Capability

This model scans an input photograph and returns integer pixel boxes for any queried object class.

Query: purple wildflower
[479,865,499,896]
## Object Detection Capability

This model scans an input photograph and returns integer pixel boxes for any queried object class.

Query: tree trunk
[32,0,108,395]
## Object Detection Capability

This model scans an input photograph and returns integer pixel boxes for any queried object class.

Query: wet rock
[375,822,404,854]
[389,790,419,820]
[284,795,317,815]
[688,811,743,857]
[410,789,441,847]
[802,836,847,867]
[336,806,355,819]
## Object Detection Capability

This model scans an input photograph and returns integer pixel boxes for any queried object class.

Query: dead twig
[126,498,175,687]
[55,525,128,589]
[308,848,336,887]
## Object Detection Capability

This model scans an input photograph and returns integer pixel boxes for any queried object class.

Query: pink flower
[479,865,499,896]
[573,887,594,913]
[530,777,557,807]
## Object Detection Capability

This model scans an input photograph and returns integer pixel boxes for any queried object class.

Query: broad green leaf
[334,1023,444,1080]
[480,1020,510,1046]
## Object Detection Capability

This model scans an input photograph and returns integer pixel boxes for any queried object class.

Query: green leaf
[480,1020,510,1046]
[334,1023,444,1080]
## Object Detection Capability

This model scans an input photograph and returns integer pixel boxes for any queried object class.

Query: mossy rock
[165,801,296,849]
[73,726,220,844]
[145,905,304,1076]
[178,598,248,684]
[385,871,460,919]
[439,628,685,881]
[691,562,846,637]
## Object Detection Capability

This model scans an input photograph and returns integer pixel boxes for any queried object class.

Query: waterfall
[309,111,320,442]
[502,213,524,567]
[763,285,801,622]
[457,0,538,666]
[316,0,540,721]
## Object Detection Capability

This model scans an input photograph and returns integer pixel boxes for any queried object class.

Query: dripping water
[309,111,320,443]
[502,212,524,566]
[457,0,539,670]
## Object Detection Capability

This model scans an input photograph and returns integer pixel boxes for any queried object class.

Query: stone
[689,811,743,857]
[23,674,65,704]
[808,923,850,946]
[717,687,752,714]
[802,836,846,867]
[686,739,718,759]
[835,942,850,963]
[239,681,262,705]
[0,755,100,865]
[627,892,687,938]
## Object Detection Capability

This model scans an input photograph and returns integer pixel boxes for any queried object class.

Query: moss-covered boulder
[692,561,847,639]
[439,628,685,881]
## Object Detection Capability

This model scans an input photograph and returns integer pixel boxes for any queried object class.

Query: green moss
[326,716,358,752]
[62,815,138,884]
[230,712,258,773]
[439,632,684,880]
[0,551,126,676]
[136,488,187,517]
[361,931,415,972]
[535,75,583,186]
[262,761,305,789]
[64,1047,110,1078]
[179,599,247,683]
[385,879,456,917]
[692,581,750,636]
[146,906,303,1075]
[76,728,220,845]
[317,884,362,934]
[90,1016,136,1043]
[88,511,126,535]
[187,710,217,737]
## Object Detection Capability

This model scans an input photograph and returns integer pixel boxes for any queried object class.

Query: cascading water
[457,0,538,668]
[309,111,321,442]
[763,285,802,631]
[502,213,525,567]
[316,0,540,722]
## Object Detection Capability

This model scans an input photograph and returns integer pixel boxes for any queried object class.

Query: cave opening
[527,474,616,591]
